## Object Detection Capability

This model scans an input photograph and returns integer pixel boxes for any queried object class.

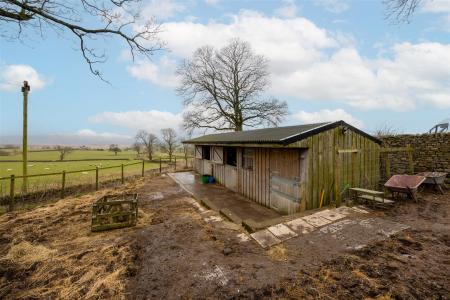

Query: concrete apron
[168,171,281,227]
[168,172,409,250]
[250,206,409,249]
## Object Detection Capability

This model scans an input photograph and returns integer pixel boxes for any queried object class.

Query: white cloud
[274,42,450,111]
[127,56,179,87]
[157,10,336,71]
[423,0,450,13]
[130,10,450,111]
[75,129,131,139]
[0,65,48,91]
[313,0,350,14]
[422,0,450,30]
[140,0,185,21]
[275,0,299,18]
[89,110,183,133]
[292,109,363,128]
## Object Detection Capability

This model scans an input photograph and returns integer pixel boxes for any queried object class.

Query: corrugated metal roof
[183,120,382,145]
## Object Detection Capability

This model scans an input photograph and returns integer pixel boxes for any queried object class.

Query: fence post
[121,164,124,184]
[141,160,145,177]
[9,175,15,211]
[159,158,162,173]
[334,152,341,207]
[385,154,391,179]
[61,171,66,198]
[95,166,99,191]
[174,156,177,171]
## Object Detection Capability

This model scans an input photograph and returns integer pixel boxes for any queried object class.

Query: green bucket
[201,175,210,184]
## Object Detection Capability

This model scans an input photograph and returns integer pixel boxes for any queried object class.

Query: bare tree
[132,141,142,156]
[383,0,422,23]
[180,135,193,167]
[177,39,288,132]
[160,128,177,162]
[135,130,158,161]
[109,144,121,155]
[0,0,163,80]
[56,145,72,161]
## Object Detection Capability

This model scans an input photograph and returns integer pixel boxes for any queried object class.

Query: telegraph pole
[22,81,30,192]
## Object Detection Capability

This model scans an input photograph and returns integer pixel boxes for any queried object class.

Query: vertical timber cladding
[211,146,225,184]
[268,149,302,214]
[289,125,380,210]
[194,145,203,174]
[238,148,271,208]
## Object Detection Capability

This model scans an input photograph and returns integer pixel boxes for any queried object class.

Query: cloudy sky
[1,0,449,145]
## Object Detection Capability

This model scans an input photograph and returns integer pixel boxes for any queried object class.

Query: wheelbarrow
[384,175,426,202]
[417,172,447,194]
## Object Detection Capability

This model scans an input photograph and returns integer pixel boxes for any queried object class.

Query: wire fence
[0,156,194,211]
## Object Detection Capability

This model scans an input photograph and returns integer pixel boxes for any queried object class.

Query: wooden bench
[349,187,394,205]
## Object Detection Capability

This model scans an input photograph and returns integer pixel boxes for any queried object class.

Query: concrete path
[250,205,409,248]
[169,172,281,222]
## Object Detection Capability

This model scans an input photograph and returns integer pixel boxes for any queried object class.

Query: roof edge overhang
[281,120,382,145]
[182,120,382,145]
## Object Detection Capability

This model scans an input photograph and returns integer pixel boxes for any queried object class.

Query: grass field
[0,149,189,198]
[0,149,138,162]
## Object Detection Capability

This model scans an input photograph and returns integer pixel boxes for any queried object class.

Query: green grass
[0,149,138,161]
[0,149,189,197]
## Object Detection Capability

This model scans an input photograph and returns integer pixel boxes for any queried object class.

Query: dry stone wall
[380,133,449,181]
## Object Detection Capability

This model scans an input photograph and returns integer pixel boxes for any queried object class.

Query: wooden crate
[91,193,138,232]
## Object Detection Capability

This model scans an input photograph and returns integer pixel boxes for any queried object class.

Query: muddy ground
[129,176,450,299]
[0,174,449,299]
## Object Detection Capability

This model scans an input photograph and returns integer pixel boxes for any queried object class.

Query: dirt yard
[1,175,449,299]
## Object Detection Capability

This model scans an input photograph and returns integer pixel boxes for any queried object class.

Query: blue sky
[1,0,449,145]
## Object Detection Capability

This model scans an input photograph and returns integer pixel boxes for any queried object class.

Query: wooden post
[335,153,342,207]
[21,81,30,193]
[121,164,124,184]
[141,160,145,177]
[95,166,99,190]
[159,157,162,173]
[61,171,66,198]
[385,154,391,179]
[9,175,15,211]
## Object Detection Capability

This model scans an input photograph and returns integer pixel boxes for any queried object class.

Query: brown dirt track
[0,175,449,299]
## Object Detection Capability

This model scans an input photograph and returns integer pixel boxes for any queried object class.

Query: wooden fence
[1,156,193,211]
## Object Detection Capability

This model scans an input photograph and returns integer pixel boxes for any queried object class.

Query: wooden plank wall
[212,163,225,184]
[194,158,203,174]
[238,148,271,207]
[224,165,238,192]
[290,126,380,210]
[192,125,380,213]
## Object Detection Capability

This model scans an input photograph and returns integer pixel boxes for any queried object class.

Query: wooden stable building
[184,121,381,214]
